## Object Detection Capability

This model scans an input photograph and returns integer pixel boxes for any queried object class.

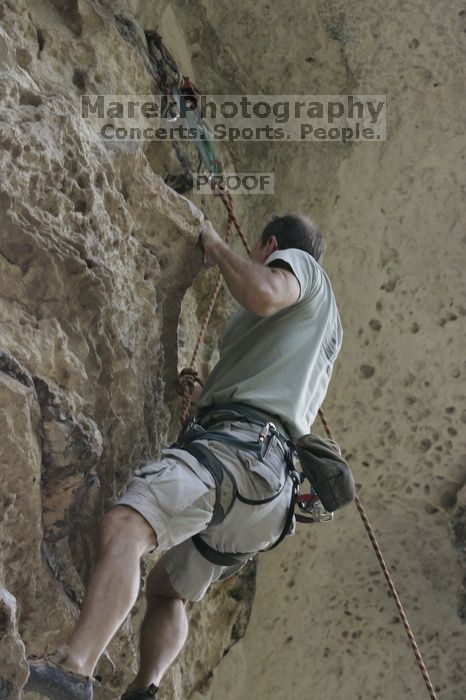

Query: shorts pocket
[160,446,217,488]
[234,436,286,497]
[129,458,213,519]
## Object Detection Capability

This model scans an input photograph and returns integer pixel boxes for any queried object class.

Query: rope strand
[317,408,437,699]
[179,209,234,424]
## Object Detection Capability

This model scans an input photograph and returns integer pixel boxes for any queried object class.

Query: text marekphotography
[80,94,387,142]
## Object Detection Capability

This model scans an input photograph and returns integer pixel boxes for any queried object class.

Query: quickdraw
[145,31,223,191]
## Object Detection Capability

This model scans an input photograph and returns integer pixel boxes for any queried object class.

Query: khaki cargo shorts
[117,421,294,602]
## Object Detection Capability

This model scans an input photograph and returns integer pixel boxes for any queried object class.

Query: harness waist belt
[196,402,291,444]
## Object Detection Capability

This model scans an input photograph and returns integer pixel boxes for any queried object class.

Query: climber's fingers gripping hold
[197,220,223,268]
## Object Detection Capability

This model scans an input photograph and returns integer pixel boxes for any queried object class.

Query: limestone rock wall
[0,1,253,698]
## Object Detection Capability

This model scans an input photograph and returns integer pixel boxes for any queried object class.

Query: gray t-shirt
[197,248,343,440]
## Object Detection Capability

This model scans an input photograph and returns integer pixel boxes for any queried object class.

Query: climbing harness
[170,403,302,566]
[145,28,439,700]
[170,402,356,565]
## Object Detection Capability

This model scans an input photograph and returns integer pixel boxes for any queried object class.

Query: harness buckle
[173,416,206,447]
[258,421,274,443]
[258,422,277,459]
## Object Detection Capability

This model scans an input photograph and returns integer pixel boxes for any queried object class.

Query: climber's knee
[146,554,187,603]
[97,505,157,557]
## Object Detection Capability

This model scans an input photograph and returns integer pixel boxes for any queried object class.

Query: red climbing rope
[318,409,438,700]
[177,181,438,700]
[179,187,235,424]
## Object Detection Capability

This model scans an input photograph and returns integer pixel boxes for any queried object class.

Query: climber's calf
[96,505,158,559]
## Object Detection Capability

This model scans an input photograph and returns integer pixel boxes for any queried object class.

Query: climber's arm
[198,221,300,316]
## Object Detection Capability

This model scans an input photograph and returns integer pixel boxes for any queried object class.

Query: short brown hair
[261,212,326,264]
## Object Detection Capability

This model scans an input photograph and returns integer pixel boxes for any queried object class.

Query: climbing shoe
[121,683,159,699]
[25,644,98,699]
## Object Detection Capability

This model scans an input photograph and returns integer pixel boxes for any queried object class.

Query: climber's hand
[198,220,223,267]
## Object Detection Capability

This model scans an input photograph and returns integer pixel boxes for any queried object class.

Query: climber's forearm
[208,237,271,312]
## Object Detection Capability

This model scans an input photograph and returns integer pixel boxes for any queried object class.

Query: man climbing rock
[26,212,342,699]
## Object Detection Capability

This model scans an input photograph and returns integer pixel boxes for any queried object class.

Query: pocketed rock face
[0,2,254,698]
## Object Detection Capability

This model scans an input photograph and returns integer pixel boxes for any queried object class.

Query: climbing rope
[178,181,438,700]
[317,409,438,700]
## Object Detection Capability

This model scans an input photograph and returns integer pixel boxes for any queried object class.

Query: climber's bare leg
[124,556,189,693]
[60,505,157,677]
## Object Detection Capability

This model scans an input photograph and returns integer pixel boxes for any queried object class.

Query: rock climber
[26,212,343,699]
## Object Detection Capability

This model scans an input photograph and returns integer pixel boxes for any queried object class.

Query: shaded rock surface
[0,589,29,700]
[0,1,465,699]
[0,1,254,698]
